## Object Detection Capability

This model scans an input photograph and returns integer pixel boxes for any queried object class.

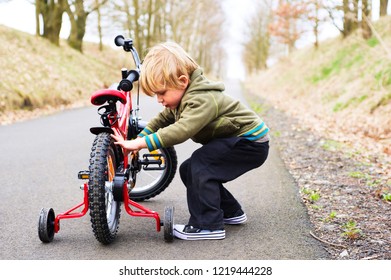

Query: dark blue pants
[179,137,269,230]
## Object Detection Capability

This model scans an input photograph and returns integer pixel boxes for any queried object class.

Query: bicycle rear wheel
[129,147,177,201]
[88,132,121,244]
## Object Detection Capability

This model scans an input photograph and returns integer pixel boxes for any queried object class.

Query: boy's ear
[178,75,189,89]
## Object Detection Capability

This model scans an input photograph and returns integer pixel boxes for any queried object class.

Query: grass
[333,94,368,112]
[0,25,127,115]
[382,193,391,201]
[310,43,363,84]
[320,139,344,152]
[322,211,337,223]
[366,37,379,47]
[341,220,363,239]
[245,16,391,158]
[301,187,321,203]
[249,100,269,115]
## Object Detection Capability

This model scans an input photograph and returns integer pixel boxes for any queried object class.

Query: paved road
[0,79,328,260]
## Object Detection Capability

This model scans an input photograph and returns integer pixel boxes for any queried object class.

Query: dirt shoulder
[248,92,391,260]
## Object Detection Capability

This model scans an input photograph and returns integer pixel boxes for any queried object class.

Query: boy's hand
[111,134,147,153]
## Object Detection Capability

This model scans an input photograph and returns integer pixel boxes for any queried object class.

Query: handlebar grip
[118,70,140,92]
[115,35,135,52]
[114,35,125,47]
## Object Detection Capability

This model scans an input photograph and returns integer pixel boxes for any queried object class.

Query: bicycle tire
[88,132,121,244]
[129,146,177,201]
[38,208,55,243]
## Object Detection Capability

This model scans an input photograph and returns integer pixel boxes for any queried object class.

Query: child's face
[155,75,189,109]
[155,87,186,109]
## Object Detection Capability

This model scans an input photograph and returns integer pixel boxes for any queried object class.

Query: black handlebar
[114,35,142,92]
[114,35,132,51]
[118,69,140,92]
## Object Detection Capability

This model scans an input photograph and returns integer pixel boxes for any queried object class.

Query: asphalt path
[0,79,328,260]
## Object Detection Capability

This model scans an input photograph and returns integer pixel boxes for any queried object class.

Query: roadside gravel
[249,93,391,260]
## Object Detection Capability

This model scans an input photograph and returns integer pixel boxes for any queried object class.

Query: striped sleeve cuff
[138,127,154,137]
[240,122,269,141]
[145,133,164,151]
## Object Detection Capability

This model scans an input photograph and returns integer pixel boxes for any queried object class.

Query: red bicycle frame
[52,87,161,234]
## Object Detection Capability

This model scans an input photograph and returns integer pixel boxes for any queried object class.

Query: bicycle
[38,35,178,244]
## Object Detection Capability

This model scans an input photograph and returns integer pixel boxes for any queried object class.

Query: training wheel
[163,206,174,242]
[38,208,56,243]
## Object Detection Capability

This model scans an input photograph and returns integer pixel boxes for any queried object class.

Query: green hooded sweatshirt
[139,68,269,151]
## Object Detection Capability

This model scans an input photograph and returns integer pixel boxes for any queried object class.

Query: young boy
[111,42,269,240]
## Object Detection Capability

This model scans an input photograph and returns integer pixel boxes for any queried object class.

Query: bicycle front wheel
[129,146,177,201]
[88,132,121,244]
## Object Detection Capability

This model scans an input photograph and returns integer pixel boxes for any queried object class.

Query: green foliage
[333,95,368,112]
[311,59,341,83]
[341,220,362,239]
[323,211,337,222]
[348,171,368,179]
[272,131,281,138]
[321,139,343,152]
[375,68,391,86]
[249,101,268,115]
[382,193,391,201]
[329,211,337,220]
[367,179,382,187]
[301,187,321,203]
[310,45,360,83]
[366,37,379,47]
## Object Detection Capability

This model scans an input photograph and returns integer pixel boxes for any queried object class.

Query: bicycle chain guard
[112,173,126,202]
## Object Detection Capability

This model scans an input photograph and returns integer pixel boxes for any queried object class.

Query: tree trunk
[380,0,389,16]
[64,0,88,52]
[35,0,40,36]
[313,0,320,48]
[342,0,358,37]
[36,0,65,46]
[362,0,372,39]
[132,0,142,52]
[95,0,103,51]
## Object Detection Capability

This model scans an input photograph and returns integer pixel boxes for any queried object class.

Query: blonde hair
[140,42,199,96]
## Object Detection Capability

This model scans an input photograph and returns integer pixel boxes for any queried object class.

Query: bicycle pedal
[78,170,90,180]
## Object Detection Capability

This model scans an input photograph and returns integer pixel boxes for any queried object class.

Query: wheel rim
[106,150,118,232]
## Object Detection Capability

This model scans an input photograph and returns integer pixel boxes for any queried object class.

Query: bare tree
[95,0,104,51]
[303,0,331,48]
[109,0,225,75]
[269,0,307,53]
[379,0,389,16]
[64,0,108,52]
[242,2,271,74]
[324,0,374,39]
[165,0,225,74]
[35,0,66,46]
[109,0,165,54]
[362,0,372,39]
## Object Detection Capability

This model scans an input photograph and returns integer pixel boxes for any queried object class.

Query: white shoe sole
[173,225,225,240]
[223,213,247,225]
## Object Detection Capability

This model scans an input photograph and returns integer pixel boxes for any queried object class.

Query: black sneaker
[223,209,247,225]
[173,224,225,240]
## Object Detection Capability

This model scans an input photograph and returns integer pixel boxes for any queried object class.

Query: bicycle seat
[91,89,127,105]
